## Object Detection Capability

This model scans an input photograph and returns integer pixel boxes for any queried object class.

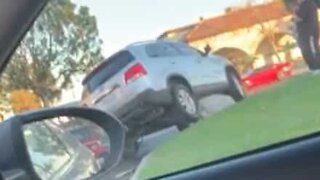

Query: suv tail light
[124,62,147,84]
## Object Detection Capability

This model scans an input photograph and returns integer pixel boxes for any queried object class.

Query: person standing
[284,0,320,71]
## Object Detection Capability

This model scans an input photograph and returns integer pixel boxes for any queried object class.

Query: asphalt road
[105,95,235,180]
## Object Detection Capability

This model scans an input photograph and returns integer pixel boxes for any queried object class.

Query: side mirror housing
[0,107,125,180]
[204,45,212,56]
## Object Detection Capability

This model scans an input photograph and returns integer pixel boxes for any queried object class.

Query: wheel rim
[231,73,245,97]
[177,89,197,115]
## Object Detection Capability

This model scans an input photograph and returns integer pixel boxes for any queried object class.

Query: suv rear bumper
[115,89,172,122]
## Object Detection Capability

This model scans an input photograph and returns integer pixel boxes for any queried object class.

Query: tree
[0,105,5,122]
[0,0,103,106]
[9,90,43,113]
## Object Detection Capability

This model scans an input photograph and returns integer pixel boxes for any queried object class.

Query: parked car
[50,114,110,159]
[242,62,293,92]
[81,40,245,129]
[69,125,109,158]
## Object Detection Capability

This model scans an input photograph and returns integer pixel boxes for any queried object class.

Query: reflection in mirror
[23,117,110,180]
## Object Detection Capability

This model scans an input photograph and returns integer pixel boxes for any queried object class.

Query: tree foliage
[9,90,43,113]
[0,0,103,106]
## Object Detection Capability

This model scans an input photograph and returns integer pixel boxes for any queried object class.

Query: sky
[76,0,259,56]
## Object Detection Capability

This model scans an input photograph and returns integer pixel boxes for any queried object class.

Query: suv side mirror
[204,45,212,56]
[0,107,125,180]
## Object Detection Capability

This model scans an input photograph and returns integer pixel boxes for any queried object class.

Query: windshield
[1,0,319,179]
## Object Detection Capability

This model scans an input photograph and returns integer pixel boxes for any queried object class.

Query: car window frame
[145,42,181,58]
[169,42,199,57]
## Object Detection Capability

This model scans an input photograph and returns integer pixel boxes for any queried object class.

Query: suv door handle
[170,61,176,64]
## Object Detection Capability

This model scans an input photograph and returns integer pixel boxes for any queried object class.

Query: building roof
[161,1,290,43]
[158,24,196,41]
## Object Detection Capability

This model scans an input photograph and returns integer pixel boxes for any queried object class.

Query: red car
[80,136,108,158]
[242,62,293,92]
[69,126,109,158]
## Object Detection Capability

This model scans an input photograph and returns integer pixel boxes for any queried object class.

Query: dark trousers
[298,33,320,70]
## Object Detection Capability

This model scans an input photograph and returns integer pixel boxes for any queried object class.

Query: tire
[170,83,200,130]
[123,127,139,160]
[227,67,246,102]
[123,133,138,160]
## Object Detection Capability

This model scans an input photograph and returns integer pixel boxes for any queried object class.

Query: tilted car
[81,40,246,130]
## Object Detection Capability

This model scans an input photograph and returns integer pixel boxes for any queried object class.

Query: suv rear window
[83,51,134,92]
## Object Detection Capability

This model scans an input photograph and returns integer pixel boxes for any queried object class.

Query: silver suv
[81,40,245,129]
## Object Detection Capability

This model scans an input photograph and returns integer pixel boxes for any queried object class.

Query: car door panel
[169,43,218,91]
[144,42,192,90]
[251,67,275,86]
[196,56,221,83]
[203,55,229,84]
[263,68,277,84]
[155,132,320,180]
[184,56,212,87]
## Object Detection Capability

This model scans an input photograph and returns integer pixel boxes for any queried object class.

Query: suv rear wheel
[227,67,246,102]
[170,83,200,130]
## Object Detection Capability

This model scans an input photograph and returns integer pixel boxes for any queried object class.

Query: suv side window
[146,43,180,58]
[170,43,200,56]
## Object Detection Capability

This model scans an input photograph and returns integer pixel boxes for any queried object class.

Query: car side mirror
[0,107,125,180]
[204,45,212,56]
